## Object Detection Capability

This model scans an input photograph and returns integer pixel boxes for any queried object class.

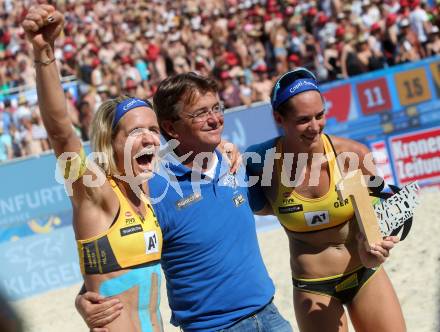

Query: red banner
[356,78,392,115]
[323,84,352,122]
[389,128,440,185]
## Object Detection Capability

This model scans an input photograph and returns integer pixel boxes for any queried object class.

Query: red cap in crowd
[400,0,409,7]
[1,31,11,45]
[285,6,294,16]
[386,13,397,27]
[267,5,278,13]
[288,53,300,66]
[228,20,237,30]
[370,22,381,32]
[146,44,160,62]
[275,12,283,19]
[335,26,345,38]
[121,55,132,65]
[125,79,136,90]
[91,58,100,68]
[410,0,420,9]
[308,7,317,17]
[65,23,74,33]
[263,14,272,22]
[225,52,239,66]
[90,45,99,54]
[64,37,75,46]
[63,43,75,60]
[220,71,231,80]
[64,51,75,60]
[316,12,328,26]
[253,64,267,72]
[247,8,258,17]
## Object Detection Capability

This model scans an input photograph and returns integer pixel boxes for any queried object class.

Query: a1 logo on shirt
[304,211,330,227]
[144,231,159,254]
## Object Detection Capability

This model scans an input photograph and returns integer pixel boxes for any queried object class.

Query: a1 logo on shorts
[144,231,159,254]
[304,211,330,227]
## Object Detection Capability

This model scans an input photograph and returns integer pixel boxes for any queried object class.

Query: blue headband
[112,98,152,129]
[271,78,320,110]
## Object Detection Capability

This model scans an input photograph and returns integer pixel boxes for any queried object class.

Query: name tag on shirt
[175,192,202,210]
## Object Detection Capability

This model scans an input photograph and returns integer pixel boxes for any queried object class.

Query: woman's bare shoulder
[328,135,370,157]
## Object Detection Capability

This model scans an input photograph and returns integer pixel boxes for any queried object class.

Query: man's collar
[162,149,226,180]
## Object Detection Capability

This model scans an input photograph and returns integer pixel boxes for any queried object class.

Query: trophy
[337,170,419,250]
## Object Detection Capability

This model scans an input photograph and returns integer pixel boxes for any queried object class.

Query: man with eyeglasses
[76,72,292,332]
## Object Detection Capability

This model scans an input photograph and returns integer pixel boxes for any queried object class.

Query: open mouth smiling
[134,146,156,169]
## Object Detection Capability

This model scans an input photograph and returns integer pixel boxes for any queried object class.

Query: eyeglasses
[180,101,225,123]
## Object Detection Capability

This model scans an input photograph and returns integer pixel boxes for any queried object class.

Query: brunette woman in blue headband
[246,68,405,332]
[23,6,164,331]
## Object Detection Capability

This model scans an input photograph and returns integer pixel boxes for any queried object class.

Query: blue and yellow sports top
[77,179,162,274]
[247,134,355,232]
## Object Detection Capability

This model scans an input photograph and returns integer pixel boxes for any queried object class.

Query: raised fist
[22,5,64,50]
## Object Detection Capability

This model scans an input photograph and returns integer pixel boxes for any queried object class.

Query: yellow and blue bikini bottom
[292,266,381,304]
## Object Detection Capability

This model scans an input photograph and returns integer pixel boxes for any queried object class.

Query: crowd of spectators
[1,0,439,162]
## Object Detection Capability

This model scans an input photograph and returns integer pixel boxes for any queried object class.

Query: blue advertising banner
[1,57,440,299]
[0,81,79,105]
[0,227,81,300]
[0,154,70,243]
[223,102,281,150]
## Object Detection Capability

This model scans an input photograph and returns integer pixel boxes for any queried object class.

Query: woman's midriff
[287,220,363,279]
[85,268,161,332]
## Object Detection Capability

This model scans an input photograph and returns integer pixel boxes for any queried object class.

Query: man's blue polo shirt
[149,150,275,332]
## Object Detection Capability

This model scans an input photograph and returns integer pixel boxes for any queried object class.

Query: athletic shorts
[292,265,381,304]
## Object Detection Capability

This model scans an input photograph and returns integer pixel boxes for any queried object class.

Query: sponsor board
[370,141,395,184]
[0,227,82,300]
[356,78,392,115]
[389,127,440,185]
[322,84,353,122]
[0,146,88,243]
[394,67,431,106]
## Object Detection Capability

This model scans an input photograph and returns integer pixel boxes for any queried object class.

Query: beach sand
[12,191,440,332]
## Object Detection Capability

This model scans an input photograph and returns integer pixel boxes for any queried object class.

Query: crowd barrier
[1,77,79,106]
[1,57,440,300]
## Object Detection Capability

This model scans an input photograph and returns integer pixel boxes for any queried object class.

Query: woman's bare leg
[293,288,349,332]
[347,268,406,332]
